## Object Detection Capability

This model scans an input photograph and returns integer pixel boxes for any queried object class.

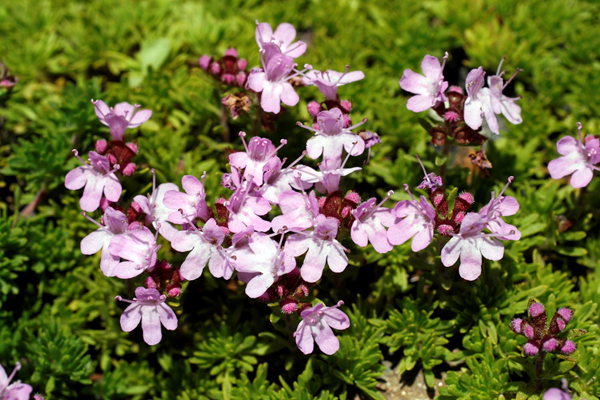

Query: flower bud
[560,340,576,355]
[448,85,464,94]
[107,153,118,164]
[342,114,351,129]
[345,191,360,204]
[126,142,139,154]
[145,276,158,289]
[95,139,108,154]
[100,197,112,212]
[444,111,460,123]
[281,298,298,314]
[222,73,236,85]
[458,192,474,205]
[295,284,309,298]
[224,48,238,58]
[275,283,287,298]
[510,318,523,333]
[236,72,247,86]
[258,291,272,302]
[453,211,465,224]
[210,62,221,75]
[340,100,352,112]
[438,224,454,236]
[237,58,248,70]
[523,324,535,339]
[121,162,137,176]
[524,342,539,356]
[542,338,558,352]
[341,205,352,218]
[199,55,211,70]
[307,101,321,117]
[529,302,545,317]
[557,308,572,322]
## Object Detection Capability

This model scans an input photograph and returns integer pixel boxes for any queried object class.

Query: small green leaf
[556,247,587,257]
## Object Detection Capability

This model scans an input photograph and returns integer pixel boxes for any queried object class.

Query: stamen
[109,164,121,174]
[6,362,22,384]
[341,143,358,169]
[91,99,106,118]
[296,121,319,133]
[82,211,103,228]
[178,209,202,235]
[376,190,394,209]
[503,68,523,89]
[127,104,141,123]
[268,139,287,158]
[415,154,430,183]
[496,55,506,76]
[334,65,351,85]
[150,168,158,205]
[72,149,87,165]
[497,176,514,198]
[239,131,249,153]
[115,295,135,304]
[347,118,368,131]
[439,52,449,80]
[283,151,307,174]
[577,122,583,145]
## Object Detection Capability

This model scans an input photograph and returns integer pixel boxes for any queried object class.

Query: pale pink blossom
[229,133,286,186]
[109,226,160,279]
[548,123,600,188]
[464,67,496,133]
[255,21,307,63]
[0,361,32,400]
[65,150,121,212]
[115,287,177,346]
[304,66,365,100]
[92,99,152,141]
[226,183,272,233]
[399,53,449,112]
[163,174,210,224]
[80,207,129,277]
[294,301,350,355]
[388,185,436,252]
[350,191,395,254]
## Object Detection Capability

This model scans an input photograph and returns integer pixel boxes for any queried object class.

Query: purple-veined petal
[294,321,314,355]
[65,166,91,190]
[141,305,162,345]
[120,303,142,332]
[157,303,178,330]
[311,323,339,355]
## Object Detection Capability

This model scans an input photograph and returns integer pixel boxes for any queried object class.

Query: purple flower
[271,190,319,233]
[115,287,177,346]
[133,172,180,241]
[258,153,312,204]
[441,213,507,281]
[285,214,348,282]
[92,99,152,141]
[548,122,600,188]
[300,108,366,165]
[388,185,436,252]
[414,154,443,193]
[294,300,350,355]
[81,207,129,277]
[171,218,233,280]
[108,226,160,279]
[304,66,365,100]
[544,388,571,400]
[0,361,32,400]
[247,54,300,114]
[350,191,395,254]
[226,183,272,233]
[255,21,307,62]
[229,133,286,186]
[295,157,362,194]
[65,150,122,212]
[233,232,296,298]
[464,67,496,133]
[487,57,523,128]
[478,176,521,241]
[399,53,449,112]
[163,174,210,224]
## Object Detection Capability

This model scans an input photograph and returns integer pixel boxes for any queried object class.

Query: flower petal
[120,303,142,332]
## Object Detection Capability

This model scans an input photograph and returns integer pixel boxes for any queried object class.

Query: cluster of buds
[400,53,523,147]
[0,61,16,91]
[510,300,581,357]
[258,267,312,315]
[199,48,248,87]
[144,259,183,298]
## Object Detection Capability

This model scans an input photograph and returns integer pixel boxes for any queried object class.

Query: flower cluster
[510,300,579,357]
[400,54,522,145]
[549,122,600,189]
[0,61,16,91]
[66,21,525,356]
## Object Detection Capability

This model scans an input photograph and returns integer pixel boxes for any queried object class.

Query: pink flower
[304,66,365,100]
[478,176,521,241]
[255,21,307,62]
[441,213,507,281]
[92,99,152,141]
[350,191,395,254]
[115,287,177,346]
[233,233,296,298]
[80,207,129,277]
[300,108,366,165]
[487,57,523,128]
[108,226,160,279]
[294,301,350,355]
[171,219,233,280]
[247,54,300,114]
[295,157,362,194]
[548,123,600,188]
[544,388,571,400]
[163,174,210,224]
[388,185,436,252]
[229,132,286,186]
[226,183,272,233]
[285,214,348,282]
[0,361,32,400]
[65,150,122,212]
[271,190,319,233]
[133,171,180,241]
[258,153,311,204]
[399,53,449,112]
[464,67,496,133]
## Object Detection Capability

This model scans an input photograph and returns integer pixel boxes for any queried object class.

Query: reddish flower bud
[524,324,535,339]
[224,48,238,58]
[210,62,221,75]
[342,114,351,128]
[95,139,108,154]
[543,338,558,352]
[295,284,309,298]
[307,101,321,117]
[236,72,247,86]
[281,298,298,314]
[345,192,361,204]
[145,276,158,289]
[444,111,460,123]
[100,197,112,212]
[557,308,572,322]
[453,211,465,224]
[458,192,474,205]
[237,58,248,70]
[107,153,118,164]
[438,224,454,236]
[448,85,464,94]
[524,342,540,356]
[560,340,576,355]
[199,55,211,70]
[222,73,236,85]
[530,302,545,317]
[121,162,136,176]
[126,142,138,154]
[340,100,352,112]
[510,318,523,333]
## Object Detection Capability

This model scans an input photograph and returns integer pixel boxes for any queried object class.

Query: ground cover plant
[1,0,600,399]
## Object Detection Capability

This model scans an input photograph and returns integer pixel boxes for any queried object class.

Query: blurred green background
[1,0,600,399]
